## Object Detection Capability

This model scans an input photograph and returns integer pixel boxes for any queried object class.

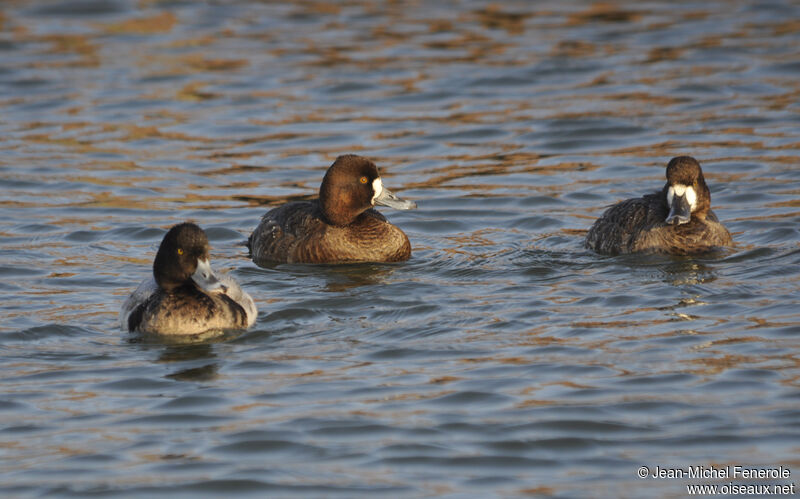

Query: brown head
[663,156,712,225]
[318,155,416,226]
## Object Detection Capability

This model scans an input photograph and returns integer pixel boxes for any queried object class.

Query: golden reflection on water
[103,11,177,35]
[4,0,797,206]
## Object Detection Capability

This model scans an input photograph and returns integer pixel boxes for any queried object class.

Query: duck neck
[319,191,360,226]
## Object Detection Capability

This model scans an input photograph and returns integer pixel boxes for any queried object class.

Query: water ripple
[1,0,799,497]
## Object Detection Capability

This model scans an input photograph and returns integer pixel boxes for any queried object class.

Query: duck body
[249,200,410,264]
[121,274,255,335]
[121,222,257,336]
[248,155,416,265]
[585,191,732,255]
[585,156,732,255]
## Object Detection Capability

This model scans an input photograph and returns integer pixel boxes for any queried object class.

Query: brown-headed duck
[585,156,732,255]
[248,155,417,264]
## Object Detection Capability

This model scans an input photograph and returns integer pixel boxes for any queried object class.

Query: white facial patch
[667,184,698,212]
[371,177,383,205]
[685,186,697,211]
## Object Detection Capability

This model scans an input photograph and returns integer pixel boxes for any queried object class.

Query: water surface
[1,0,799,497]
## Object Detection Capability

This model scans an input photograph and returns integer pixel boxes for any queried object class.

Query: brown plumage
[585,156,733,255]
[248,155,416,264]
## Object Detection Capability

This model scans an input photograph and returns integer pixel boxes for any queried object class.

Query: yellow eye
[360,176,368,184]
[177,248,183,255]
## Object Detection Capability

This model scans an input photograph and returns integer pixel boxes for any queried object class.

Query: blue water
[1,1,799,496]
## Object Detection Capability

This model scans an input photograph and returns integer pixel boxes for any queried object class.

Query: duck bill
[373,183,417,210]
[191,258,225,293]
[665,193,691,225]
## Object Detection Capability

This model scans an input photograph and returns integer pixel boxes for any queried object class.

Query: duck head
[153,222,225,293]
[664,156,711,225]
[319,154,416,226]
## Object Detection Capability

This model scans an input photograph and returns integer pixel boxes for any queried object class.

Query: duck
[120,222,257,335]
[585,156,733,255]
[248,154,417,264]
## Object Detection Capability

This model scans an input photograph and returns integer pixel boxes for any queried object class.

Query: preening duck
[121,222,257,335]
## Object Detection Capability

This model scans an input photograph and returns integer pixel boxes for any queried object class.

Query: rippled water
[1,0,799,496]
